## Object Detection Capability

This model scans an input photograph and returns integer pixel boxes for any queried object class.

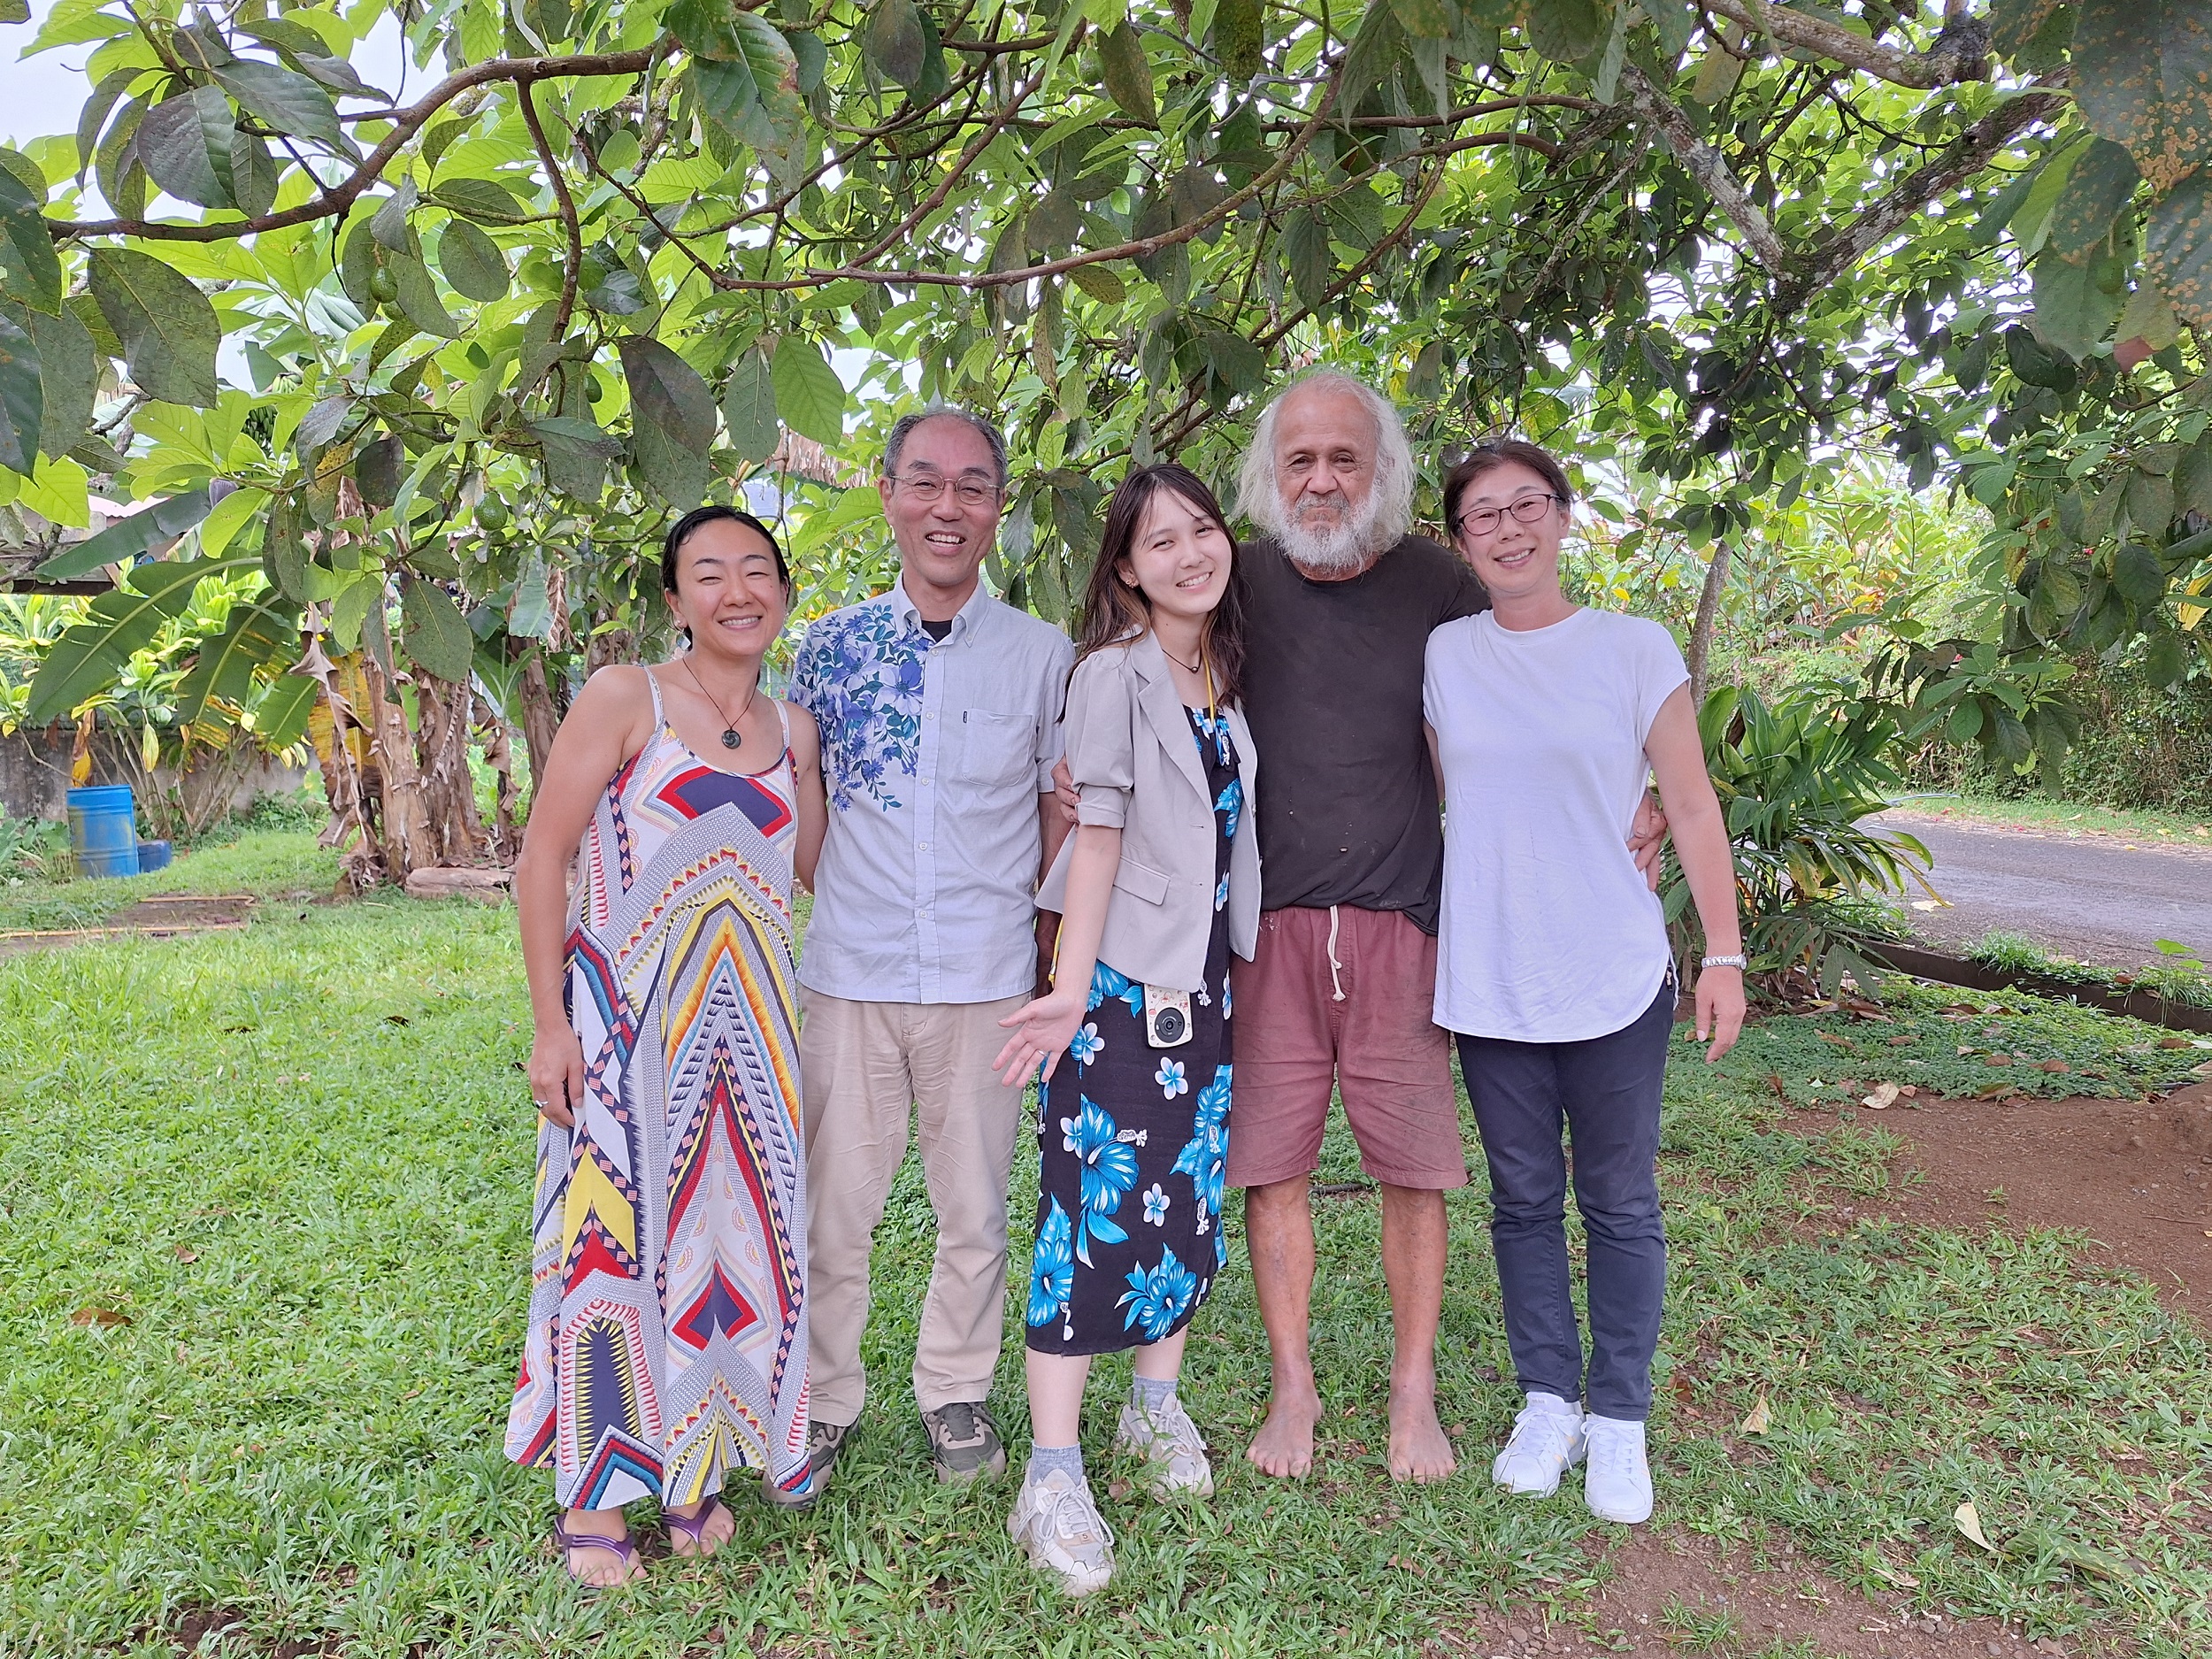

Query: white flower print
[1059,1113,1082,1154]
[1142,1184,1171,1225]
[1154,1057,1189,1099]
[1068,1022,1103,1066]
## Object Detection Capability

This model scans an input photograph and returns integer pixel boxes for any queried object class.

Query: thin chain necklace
[681,655,759,750]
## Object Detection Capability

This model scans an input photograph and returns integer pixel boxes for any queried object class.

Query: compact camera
[1143,984,1192,1048]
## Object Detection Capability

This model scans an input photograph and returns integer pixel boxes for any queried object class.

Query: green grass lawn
[3,833,2208,1656]
[1893,792,2212,845]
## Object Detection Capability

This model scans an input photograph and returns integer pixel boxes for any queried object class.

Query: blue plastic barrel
[65,785,139,879]
[136,839,173,873]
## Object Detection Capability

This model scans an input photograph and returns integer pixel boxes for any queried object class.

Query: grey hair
[883,404,1010,488]
[1234,370,1415,549]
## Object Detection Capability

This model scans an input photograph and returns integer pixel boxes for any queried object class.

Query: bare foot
[1246,1383,1322,1478]
[558,1509,644,1588]
[665,1496,735,1557]
[1387,1386,1456,1484]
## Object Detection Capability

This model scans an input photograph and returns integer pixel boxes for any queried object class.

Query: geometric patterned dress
[506,671,812,1508]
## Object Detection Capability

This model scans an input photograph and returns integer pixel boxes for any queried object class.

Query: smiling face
[1118,486,1233,626]
[879,414,1002,606]
[1450,458,1568,603]
[664,516,789,662]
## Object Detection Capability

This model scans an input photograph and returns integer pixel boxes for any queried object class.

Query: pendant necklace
[682,657,758,750]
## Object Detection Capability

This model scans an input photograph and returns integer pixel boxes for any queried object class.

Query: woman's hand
[1694,965,1746,1062]
[529,1023,588,1127]
[993,987,1087,1088]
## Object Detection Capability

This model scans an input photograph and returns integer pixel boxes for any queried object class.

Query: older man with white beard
[1222,371,1486,1485]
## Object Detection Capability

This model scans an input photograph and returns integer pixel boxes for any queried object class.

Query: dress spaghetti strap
[643,666,667,728]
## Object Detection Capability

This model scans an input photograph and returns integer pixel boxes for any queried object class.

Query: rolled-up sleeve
[1033,632,1075,791]
[1063,650,1136,829]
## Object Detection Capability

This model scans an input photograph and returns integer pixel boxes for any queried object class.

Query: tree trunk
[516,646,563,806]
[480,691,522,865]
[1686,539,1733,714]
[413,670,488,868]
[360,649,441,881]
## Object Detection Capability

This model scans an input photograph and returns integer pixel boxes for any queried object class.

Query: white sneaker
[1582,1414,1654,1524]
[1008,1466,1116,1595]
[1113,1394,1214,1498]
[1491,1392,1586,1496]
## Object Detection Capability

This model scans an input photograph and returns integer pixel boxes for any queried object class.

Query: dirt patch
[0,893,257,956]
[1839,1082,2212,1311]
[1447,1528,2099,1656]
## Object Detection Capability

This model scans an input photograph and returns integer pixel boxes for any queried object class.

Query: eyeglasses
[887,472,1002,508]
[1453,492,1563,539]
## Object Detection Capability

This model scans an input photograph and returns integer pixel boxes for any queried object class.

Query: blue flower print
[1215,778,1243,841]
[1154,1057,1188,1099]
[1215,1227,1228,1271]
[1215,872,1229,912]
[791,604,932,813]
[1064,1096,1137,1265]
[1172,1064,1233,1230]
[1190,709,1232,767]
[1141,1183,1171,1226]
[1118,1247,1200,1340]
[1068,1023,1103,1066]
[1087,963,1146,1018]
[1221,975,1233,1019]
[1027,1197,1073,1328]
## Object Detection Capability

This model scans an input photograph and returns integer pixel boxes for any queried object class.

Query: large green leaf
[770,334,845,447]
[0,165,59,316]
[526,414,620,500]
[0,305,40,472]
[437,219,510,303]
[21,300,92,459]
[2071,0,2212,194]
[36,488,215,580]
[26,554,254,725]
[2044,139,2139,258]
[134,87,235,210]
[88,249,220,409]
[1099,23,1156,127]
[2145,170,2212,327]
[386,249,461,337]
[399,575,476,682]
[2032,242,2128,360]
[620,334,716,509]
[721,345,779,464]
[667,0,751,59]
[214,58,343,143]
[175,593,302,725]
[252,672,320,749]
[863,0,926,88]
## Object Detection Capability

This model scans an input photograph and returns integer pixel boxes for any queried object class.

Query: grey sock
[1131,1374,1177,1417]
[1027,1442,1085,1484]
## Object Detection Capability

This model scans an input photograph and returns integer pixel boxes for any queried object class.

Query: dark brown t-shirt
[1237,534,1488,933]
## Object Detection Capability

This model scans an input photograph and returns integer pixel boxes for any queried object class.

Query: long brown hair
[1073,464,1248,706]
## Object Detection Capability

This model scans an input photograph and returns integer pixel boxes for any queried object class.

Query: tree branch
[46,43,667,242]
[518,85,582,341]
[1620,64,1790,275]
[1700,0,1989,89]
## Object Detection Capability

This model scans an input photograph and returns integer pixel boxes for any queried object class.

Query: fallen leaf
[1817,1032,1855,1048]
[1955,1501,1997,1553]
[1957,1044,1976,1056]
[70,1307,132,1328]
[1889,1035,1916,1047]
[1740,1395,1771,1435]
[172,1245,198,1263]
[1985,1053,2014,1066]
[1871,1562,1921,1589]
[1861,1082,1901,1110]
[1766,1072,1788,1101]
[384,1013,411,1025]
[1900,1085,1920,1098]
[2034,1059,2070,1074]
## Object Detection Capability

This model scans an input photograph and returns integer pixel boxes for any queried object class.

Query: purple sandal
[663,1496,730,1557]
[552,1513,642,1589]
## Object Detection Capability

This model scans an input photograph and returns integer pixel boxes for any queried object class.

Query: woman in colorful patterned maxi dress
[507,506,826,1587]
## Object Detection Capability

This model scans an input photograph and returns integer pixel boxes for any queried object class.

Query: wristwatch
[1700,953,1747,971]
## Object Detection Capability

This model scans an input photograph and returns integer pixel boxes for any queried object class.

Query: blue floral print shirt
[791,578,1073,1002]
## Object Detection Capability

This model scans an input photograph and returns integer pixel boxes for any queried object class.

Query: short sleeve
[1060,649,1137,829]
[1033,628,1076,791]
[788,623,826,720]
[1627,618,1691,745]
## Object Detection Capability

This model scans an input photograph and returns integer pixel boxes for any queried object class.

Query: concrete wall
[0,726,311,825]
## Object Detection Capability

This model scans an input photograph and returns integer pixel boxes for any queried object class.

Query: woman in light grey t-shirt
[1422,439,1744,1528]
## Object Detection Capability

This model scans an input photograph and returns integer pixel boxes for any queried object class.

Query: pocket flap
[1111,856,1171,905]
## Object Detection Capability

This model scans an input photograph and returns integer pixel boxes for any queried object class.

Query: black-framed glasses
[887,472,1002,508]
[1453,492,1564,539]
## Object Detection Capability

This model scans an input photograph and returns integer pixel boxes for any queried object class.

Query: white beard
[1273,490,1394,576]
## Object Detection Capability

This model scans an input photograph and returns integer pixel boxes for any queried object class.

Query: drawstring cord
[1325,904,1347,1002]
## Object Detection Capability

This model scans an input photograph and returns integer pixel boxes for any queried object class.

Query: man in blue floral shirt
[790,406,1074,1490]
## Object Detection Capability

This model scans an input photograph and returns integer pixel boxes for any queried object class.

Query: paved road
[1870,810,2212,969]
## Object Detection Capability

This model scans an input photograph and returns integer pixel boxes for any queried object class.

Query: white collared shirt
[791,578,1073,1004]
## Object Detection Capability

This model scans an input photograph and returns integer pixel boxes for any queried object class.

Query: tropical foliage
[0,0,2206,877]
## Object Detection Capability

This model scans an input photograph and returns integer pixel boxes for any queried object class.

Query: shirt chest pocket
[954,709,1036,788]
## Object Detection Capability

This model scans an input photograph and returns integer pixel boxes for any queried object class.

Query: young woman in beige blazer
[991,465,1260,1596]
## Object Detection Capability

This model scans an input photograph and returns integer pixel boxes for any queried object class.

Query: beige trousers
[799,989,1028,1425]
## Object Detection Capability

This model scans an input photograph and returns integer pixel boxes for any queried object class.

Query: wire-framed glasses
[1452,492,1564,539]
[888,472,1002,508]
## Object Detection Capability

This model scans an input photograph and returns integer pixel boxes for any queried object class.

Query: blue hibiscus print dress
[1027,707,1239,1355]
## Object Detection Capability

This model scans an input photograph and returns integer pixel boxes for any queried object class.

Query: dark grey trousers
[1455,979,1674,1420]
